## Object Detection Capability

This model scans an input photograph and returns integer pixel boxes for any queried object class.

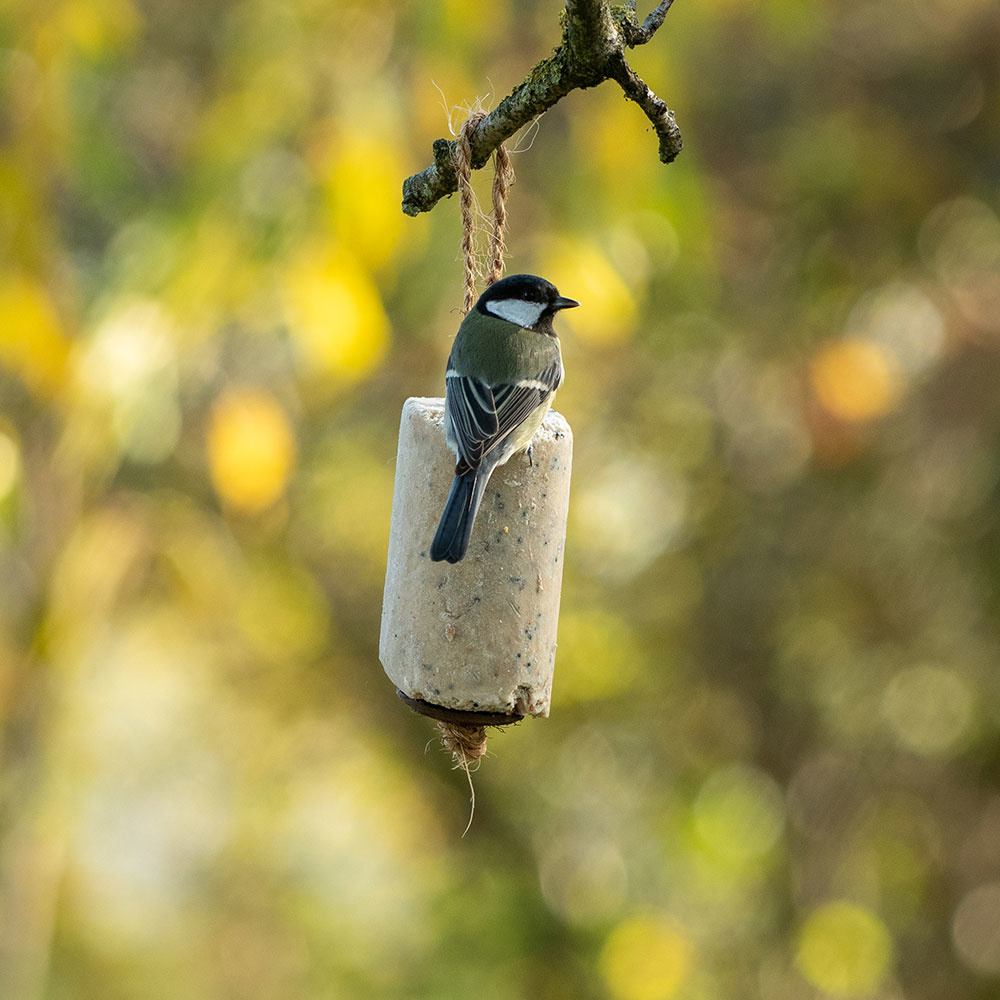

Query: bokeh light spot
[953,882,1000,975]
[77,299,181,463]
[284,248,390,384]
[881,664,973,756]
[78,299,175,400]
[919,197,1000,334]
[538,836,627,927]
[323,135,406,269]
[796,901,892,997]
[846,282,946,376]
[600,913,694,1000]
[207,389,296,514]
[571,456,686,580]
[694,763,786,865]
[810,338,903,422]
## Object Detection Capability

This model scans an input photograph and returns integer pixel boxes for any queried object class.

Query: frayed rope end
[436,721,488,837]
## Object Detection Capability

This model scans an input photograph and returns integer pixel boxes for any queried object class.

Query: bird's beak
[553,296,580,310]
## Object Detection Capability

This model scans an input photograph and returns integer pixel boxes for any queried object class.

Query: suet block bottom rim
[396,689,524,727]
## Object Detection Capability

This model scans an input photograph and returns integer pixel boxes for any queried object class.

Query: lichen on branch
[401,0,681,217]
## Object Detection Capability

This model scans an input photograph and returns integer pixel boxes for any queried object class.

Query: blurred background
[2,0,1000,997]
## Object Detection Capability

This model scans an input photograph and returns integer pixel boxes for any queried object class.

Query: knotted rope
[455,110,516,314]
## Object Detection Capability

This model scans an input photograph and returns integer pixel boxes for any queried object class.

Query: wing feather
[446,373,497,470]
[446,359,562,474]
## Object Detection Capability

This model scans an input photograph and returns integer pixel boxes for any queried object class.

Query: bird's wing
[446,359,562,474]
[491,358,562,441]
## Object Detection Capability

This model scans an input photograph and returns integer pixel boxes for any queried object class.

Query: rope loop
[454,112,515,314]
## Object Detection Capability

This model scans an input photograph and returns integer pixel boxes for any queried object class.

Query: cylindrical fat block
[380,397,572,717]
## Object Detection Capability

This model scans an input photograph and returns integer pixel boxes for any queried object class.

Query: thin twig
[635,0,676,45]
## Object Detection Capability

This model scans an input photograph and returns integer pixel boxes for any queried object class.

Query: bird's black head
[475,273,579,332]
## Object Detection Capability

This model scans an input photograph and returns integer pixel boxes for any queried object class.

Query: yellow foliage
[206,389,296,514]
[322,133,406,269]
[441,0,510,44]
[541,239,637,345]
[165,214,260,335]
[810,338,904,422]
[0,430,21,502]
[0,272,70,398]
[796,901,892,997]
[283,247,390,383]
[196,60,311,165]
[35,0,140,60]
[600,913,695,1000]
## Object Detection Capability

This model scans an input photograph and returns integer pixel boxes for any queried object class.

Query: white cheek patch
[485,298,546,328]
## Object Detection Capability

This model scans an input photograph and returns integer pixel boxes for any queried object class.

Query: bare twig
[401,0,681,216]
[631,0,677,45]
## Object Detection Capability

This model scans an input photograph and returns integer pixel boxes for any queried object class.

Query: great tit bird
[430,273,579,563]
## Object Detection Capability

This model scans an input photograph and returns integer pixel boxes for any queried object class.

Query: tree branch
[401,0,682,217]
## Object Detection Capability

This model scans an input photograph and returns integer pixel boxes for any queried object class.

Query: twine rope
[436,721,487,837]
[455,111,516,314]
[489,140,513,285]
[436,721,488,766]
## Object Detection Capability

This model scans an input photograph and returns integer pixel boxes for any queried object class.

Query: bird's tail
[430,468,490,563]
